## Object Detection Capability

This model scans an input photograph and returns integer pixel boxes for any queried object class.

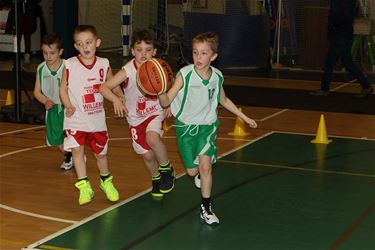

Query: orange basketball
[136,58,174,96]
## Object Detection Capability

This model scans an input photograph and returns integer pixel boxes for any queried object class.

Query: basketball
[136,58,174,96]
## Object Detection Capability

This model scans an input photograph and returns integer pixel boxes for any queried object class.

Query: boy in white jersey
[59,25,119,205]
[33,33,73,170]
[100,30,175,198]
[159,32,257,225]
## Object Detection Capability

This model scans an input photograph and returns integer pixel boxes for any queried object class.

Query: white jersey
[171,64,223,125]
[37,59,65,105]
[122,59,164,126]
[63,56,110,132]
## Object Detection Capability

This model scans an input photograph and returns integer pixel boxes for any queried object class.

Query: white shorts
[129,115,164,154]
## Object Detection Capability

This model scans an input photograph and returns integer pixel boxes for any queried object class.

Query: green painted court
[29,132,375,250]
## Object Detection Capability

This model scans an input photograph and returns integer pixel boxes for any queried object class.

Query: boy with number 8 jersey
[100,30,175,198]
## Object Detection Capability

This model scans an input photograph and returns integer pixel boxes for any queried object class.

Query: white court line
[0,145,47,158]
[0,125,45,136]
[273,130,375,141]
[2,134,255,249]
[219,109,289,122]
[257,109,289,122]
[219,160,375,178]
[0,204,78,224]
[25,134,264,250]
[331,81,352,92]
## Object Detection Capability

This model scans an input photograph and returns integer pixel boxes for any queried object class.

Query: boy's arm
[33,73,54,110]
[158,73,183,107]
[219,87,257,128]
[100,69,127,117]
[59,68,75,117]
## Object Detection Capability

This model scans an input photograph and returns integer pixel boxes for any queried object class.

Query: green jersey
[171,64,223,125]
[37,60,65,146]
[37,59,65,105]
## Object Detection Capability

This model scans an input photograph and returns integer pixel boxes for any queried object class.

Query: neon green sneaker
[75,180,94,205]
[100,175,119,202]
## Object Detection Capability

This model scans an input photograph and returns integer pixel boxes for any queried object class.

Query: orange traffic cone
[163,119,172,132]
[5,90,13,106]
[311,114,332,144]
[228,108,250,136]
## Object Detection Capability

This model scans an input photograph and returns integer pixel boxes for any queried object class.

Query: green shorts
[174,119,219,168]
[45,104,65,146]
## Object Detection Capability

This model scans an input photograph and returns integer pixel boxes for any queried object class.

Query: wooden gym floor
[0,75,374,249]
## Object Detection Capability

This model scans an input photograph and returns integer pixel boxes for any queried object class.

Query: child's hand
[245,118,257,129]
[65,106,76,117]
[44,99,54,110]
[163,107,172,118]
[113,98,127,117]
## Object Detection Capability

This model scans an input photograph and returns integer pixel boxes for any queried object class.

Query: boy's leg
[142,150,163,197]
[72,146,94,205]
[146,131,175,193]
[45,106,72,170]
[60,145,73,170]
[57,144,73,170]
[95,153,119,202]
[198,155,219,225]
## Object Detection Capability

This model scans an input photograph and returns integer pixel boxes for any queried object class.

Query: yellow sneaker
[100,175,119,202]
[75,180,94,205]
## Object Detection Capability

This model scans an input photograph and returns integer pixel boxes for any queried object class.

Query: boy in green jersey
[159,32,257,225]
[33,33,73,170]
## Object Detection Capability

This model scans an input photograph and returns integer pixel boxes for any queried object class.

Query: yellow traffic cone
[228,108,250,136]
[5,90,13,106]
[311,114,332,144]
[163,119,172,132]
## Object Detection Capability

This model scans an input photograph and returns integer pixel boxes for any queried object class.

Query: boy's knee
[186,168,199,177]
[94,153,106,160]
[146,133,161,148]
[142,151,154,162]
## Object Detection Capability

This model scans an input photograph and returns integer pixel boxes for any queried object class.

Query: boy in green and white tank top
[33,33,73,170]
[159,32,258,225]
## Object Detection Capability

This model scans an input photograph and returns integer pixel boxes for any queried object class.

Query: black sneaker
[356,87,373,98]
[159,166,175,194]
[60,152,73,170]
[309,89,329,96]
[200,203,219,225]
[151,179,163,198]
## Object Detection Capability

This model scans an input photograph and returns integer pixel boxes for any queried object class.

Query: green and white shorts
[45,104,65,146]
[174,119,219,168]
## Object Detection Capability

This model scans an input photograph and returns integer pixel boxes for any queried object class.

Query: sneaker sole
[151,192,164,198]
[79,192,94,205]
[99,186,119,202]
[60,166,73,170]
[200,214,220,225]
[79,198,93,205]
[159,184,174,194]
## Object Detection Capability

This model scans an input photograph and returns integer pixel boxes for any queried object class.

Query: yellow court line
[219,160,375,178]
[1,239,73,250]
[37,244,75,250]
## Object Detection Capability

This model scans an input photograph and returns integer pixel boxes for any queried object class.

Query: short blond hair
[192,32,219,53]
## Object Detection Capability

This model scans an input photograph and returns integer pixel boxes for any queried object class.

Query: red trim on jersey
[133,59,138,70]
[77,56,97,70]
[66,69,70,85]
[123,60,138,89]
